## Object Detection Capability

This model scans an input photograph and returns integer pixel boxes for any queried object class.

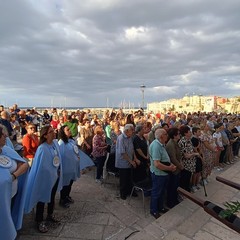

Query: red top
[50,120,60,129]
[22,134,39,158]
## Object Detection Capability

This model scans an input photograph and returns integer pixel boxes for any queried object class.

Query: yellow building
[147,95,240,114]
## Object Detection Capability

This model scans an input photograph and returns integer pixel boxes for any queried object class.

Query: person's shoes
[59,199,70,208]
[66,196,74,204]
[160,208,169,214]
[150,212,161,219]
[191,186,197,193]
[37,221,48,233]
[46,215,60,223]
[120,195,127,200]
[95,179,102,184]
[131,191,138,197]
[177,194,185,202]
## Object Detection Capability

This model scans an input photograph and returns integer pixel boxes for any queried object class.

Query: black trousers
[232,141,240,156]
[167,172,180,208]
[60,180,74,200]
[35,179,58,222]
[119,168,132,198]
[219,145,227,163]
[96,156,106,180]
[179,169,192,192]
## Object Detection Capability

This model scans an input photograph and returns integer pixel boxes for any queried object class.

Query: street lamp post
[140,84,146,111]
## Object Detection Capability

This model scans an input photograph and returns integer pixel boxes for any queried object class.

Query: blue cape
[58,139,80,186]
[0,146,28,240]
[0,167,15,240]
[24,140,63,213]
[79,149,95,170]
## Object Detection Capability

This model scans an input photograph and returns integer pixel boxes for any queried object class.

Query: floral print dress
[199,131,216,176]
[178,136,196,173]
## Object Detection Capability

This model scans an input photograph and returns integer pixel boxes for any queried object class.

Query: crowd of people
[0,103,240,238]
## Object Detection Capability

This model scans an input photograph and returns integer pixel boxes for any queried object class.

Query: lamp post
[140,84,146,111]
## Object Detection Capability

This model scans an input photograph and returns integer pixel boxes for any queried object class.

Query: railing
[177,185,240,234]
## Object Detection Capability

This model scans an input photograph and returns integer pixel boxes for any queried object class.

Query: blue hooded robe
[79,149,95,170]
[58,138,80,186]
[0,146,28,240]
[24,140,63,213]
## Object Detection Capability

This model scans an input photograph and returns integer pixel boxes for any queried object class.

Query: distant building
[147,95,240,114]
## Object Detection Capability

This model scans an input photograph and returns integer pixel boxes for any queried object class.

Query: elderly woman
[22,123,39,166]
[58,125,80,208]
[199,122,217,185]
[178,125,200,192]
[0,125,28,240]
[132,124,149,182]
[92,125,108,183]
[25,126,63,233]
[166,127,183,208]
[110,121,122,154]
[80,119,94,156]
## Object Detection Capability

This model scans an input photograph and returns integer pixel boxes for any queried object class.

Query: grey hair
[135,124,143,133]
[154,128,166,140]
[0,124,8,136]
[124,124,134,132]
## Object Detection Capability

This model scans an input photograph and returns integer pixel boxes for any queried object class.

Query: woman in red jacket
[22,124,39,166]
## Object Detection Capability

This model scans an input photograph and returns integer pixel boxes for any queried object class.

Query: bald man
[149,128,176,219]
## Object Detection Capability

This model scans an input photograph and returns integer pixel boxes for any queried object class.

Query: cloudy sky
[0,0,240,108]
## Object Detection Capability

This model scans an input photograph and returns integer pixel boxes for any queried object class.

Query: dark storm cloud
[0,0,240,107]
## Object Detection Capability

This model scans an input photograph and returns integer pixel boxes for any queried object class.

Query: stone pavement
[17,160,240,240]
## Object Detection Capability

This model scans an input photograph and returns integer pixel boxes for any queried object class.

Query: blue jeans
[150,173,169,214]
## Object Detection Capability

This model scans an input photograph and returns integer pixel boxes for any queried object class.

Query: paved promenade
[18,160,240,240]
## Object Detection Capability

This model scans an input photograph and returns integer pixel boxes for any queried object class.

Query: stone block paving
[17,169,153,240]
[17,159,240,240]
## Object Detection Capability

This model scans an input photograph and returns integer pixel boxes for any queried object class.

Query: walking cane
[201,170,207,197]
